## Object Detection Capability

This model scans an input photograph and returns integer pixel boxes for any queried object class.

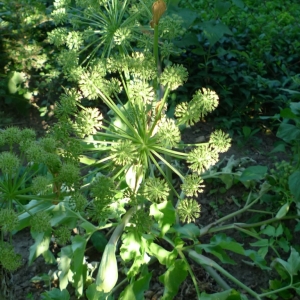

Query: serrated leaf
[29,230,55,265]
[244,250,270,270]
[173,223,200,240]
[148,243,177,266]
[150,201,175,236]
[120,231,141,262]
[200,289,241,300]
[199,244,235,264]
[120,272,152,300]
[277,123,300,143]
[159,259,188,300]
[287,247,300,275]
[86,284,107,300]
[210,233,245,255]
[41,288,70,300]
[261,225,276,237]
[289,171,300,203]
[200,20,232,46]
[239,166,267,182]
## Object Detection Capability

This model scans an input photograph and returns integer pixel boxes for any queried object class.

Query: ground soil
[0,108,296,300]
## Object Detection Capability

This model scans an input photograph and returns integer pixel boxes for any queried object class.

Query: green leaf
[215,1,231,16]
[290,102,300,115]
[120,231,142,262]
[277,123,300,143]
[159,259,188,300]
[120,272,152,300]
[287,247,300,275]
[280,108,296,119]
[261,225,276,237]
[58,245,73,290]
[71,235,87,296]
[210,233,245,255]
[199,244,235,264]
[41,288,70,300]
[86,284,107,300]
[244,250,270,270]
[173,223,200,240]
[29,230,55,265]
[239,166,267,182]
[91,231,108,253]
[150,201,175,236]
[200,20,232,46]
[289,171,300,203]
[232,0,244,8]
[219,173,234,189]
[148,243,177,266]
[250,239,269,247]
[200,289,242,300]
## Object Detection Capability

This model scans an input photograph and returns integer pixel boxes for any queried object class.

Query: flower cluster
[177,199,201,223]
[141,177,170,203]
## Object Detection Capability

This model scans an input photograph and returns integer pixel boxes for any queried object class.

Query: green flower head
[30,211,52,233]
[55,225,71,245]
[111,140,137,166]
[0,152,20,176]
[56,163,80,187]
[160,64,188,90]
[0,209,19,232]
[209,130,231,153]
[177,199,201,223]
[0,242,22,271]
[142,177,170,203]
[156,118,181,148]
[187,145,219,174]
[181,174,204,197]
[91,176,115,202]
[3,126,22,147]
[69,192,88,212]
[31,176,52,195]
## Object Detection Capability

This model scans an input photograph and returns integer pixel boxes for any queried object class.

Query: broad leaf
[277,123,300,143]
[41,288,70,300]
[147,242,177,266]
[173,223,200,240]
[120,272,152,300]
[289,171,300,203]
[159,259,188,300]
[91,231,108,253]
[59,245,73,290]
[198,244,235,264]
[239,166,267,182]
[29,230,55,265]
[71,235,87,296]
[210,233,245,255]
[150,200,175,236]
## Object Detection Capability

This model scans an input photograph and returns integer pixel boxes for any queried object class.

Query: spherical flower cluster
[55,225,71,245]
[156,118,181,148]
[111,140,137,166]
[209,130,231,153]
[55,163,80,188]
[177,199,201,223]
[0,208,19,232]
[31,176,52,195]
[160,64,188,90]
[181,174,204,197]
[0,152,20,176]
[0,242,22,271]
[30,211,52,233]
[187,145,219,174]
[142,177,170,203]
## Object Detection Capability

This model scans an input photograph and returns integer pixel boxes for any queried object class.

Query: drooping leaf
[210,233,245,255]
[59,245,73,290]
[197,244,235,264]
[159,259,188,300]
